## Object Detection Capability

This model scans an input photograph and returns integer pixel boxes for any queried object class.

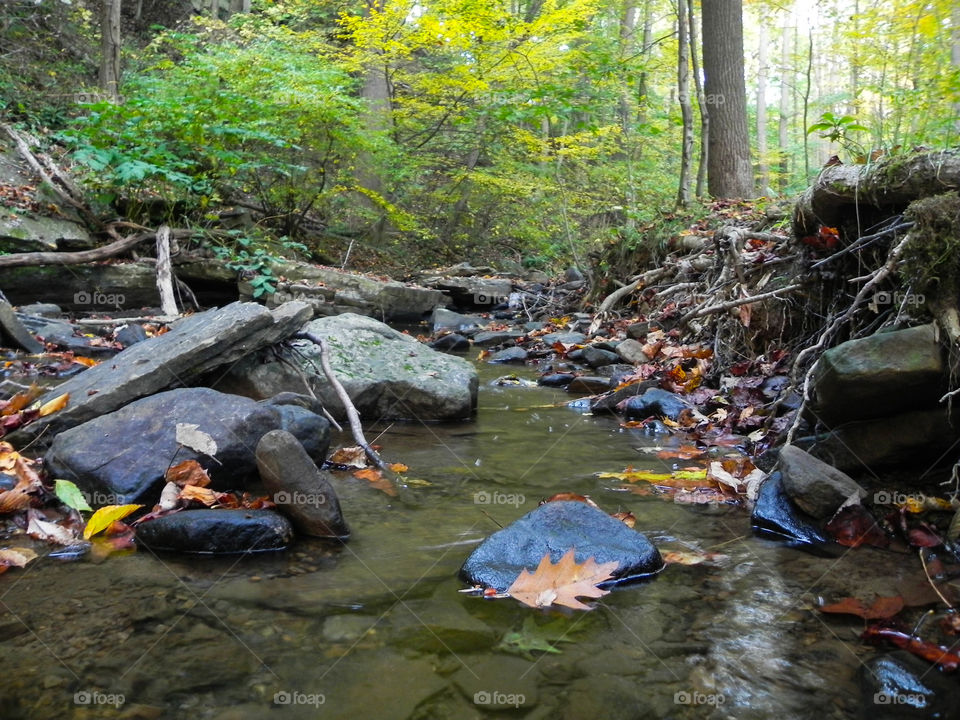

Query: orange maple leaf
[506,548,618,610]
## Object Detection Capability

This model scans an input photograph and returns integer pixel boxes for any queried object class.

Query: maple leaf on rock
[506,548,619,611]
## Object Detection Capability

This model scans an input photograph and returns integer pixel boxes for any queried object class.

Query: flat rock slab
[135,509,293,554]
[215,313,478,422]
[777,444,866,518]
[46,388,330,504]
[12,301,312,446]
[459,501,664,592]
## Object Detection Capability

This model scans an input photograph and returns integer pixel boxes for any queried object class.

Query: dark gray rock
[135,509,293,554]
[777,444,866,519]
[459,501,664,591]
[16,303,62,317]
[859,651,960,719]
[751,472,829,547]
[255,430,349,540]
[46,388,330,504]
[488,346,528,364]
[0,214,91,254]
[618,388,692,421]
[388,599,497,654]
[542,331,587,346]
[538,372,576,387]
[429,333,470,352]
[796,409,960,475]
[0,298,43,352]
[566,376,611,394]
[581,346,620,368]
[590,380,658,413]
[12,301,313,445]
[809,324,944,426]
[452,655,539,710]
[114,323,148,347]
[214,313,478,422]
[625,322,651,340]
[472,330,525,347]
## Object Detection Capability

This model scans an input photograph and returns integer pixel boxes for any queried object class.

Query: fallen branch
[679,282,805,325]
[0,227,191,268]
[294,331,389,472]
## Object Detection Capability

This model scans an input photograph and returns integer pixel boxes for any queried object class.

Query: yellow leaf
[83,504,142,539]
[389,462,409,473]
[37,393,69,417]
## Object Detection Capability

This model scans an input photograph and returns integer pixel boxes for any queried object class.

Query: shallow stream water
[0,361,939,719]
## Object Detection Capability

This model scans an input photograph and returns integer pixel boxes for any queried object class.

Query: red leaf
[825,505,888,548]
[820,595,904,620]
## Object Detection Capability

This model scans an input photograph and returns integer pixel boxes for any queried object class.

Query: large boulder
[212,313,478,422]
[808,324,945,426]
[45,388,331,504]
[135,509,294,554]
[10,301,312,446]
[459,501,664,591]
[777,444,866,519]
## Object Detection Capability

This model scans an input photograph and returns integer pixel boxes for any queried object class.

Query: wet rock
[0,262,164,310]
[809,324,944,426]
[596,363,635,378]
[114,323,148,347]
[452,655,539,710]
[432,307,484,333]
[625,322,652,340]
[777,444,866,519]
[796,409,960,474]
[542,331,587,345]
[0,214,91,253]
[524,321,547,332]
[566,376,611,394]
[618,388,692,421]
[388,598,497,653]
[430,333,470,352]
[751,472,829,546]
[538,372,576,387]
[590,380,658,413]
[615,338,648,365]
[0,298,42,352]
[858,651,960,719]
[16,303,61,317]
[459,500,664,591]
[472,330,525,347]
[488,346,528,364]
[214,313,478,422]
[322,614,375,642]
[581,346,619,368]
[135,509,294,554]
[428,276,513,310]
[256,430,350,540]
[46,388,330,504]
[13,301,313,445]
[18,314,118,357]
[561,674,651,720]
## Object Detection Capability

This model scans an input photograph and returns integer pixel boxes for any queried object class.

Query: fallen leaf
[506,548,618,611]
[180,485,220,506]
[597,467,709,489]
[54,479,92,512]
[331,446,368,468]
[541,492,599,509]
[165,459,212,488]
[819,595,904,620]
[389,462,409,473]
[0,384,40,416]
[353,468,398,496]
[862,625,960,671]
[27,512,78,545]
[83,504,142,540]
[661,549,729,566]
[611,511,636,528]
[175,423,218,457]
[825,505,888,548]
[37,393,69,417]
[0,547,37,573]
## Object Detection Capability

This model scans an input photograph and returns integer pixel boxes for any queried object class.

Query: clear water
[0,361,931,719]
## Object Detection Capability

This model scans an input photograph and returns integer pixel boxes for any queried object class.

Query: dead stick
[294,331,389,471]
[679,282,805,325]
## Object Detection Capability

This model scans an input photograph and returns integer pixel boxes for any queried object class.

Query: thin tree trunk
[954,3,960,134]
[99,0,121,101]
[757,21,769,194]
[676,0,694,208]
[802,26,813,179]
[155,225,179,317]
[778,17,792,192]
[689,0,707,199]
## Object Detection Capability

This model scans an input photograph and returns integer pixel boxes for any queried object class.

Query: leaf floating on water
[331,446,367,468]
[389,462,409,473]
[862,625,960,671]
[0,547,37,573]
[661,550,729,566]
[37,392,69,417]
[597,467,709,488]
[506,548,618,611]
[825,505,889,548]
[819,595,904,620]
[175,423,218,458]
[83,504,142,540]
[541,492,600,509]
[611,511,636,528]
[353,468,398,496]
[54,479,92,512]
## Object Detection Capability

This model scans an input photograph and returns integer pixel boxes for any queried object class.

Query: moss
[901,192,960,296]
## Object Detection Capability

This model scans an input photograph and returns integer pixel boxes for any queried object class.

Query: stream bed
[0,361,936,719]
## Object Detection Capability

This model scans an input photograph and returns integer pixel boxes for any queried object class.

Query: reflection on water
[0,362,916,718]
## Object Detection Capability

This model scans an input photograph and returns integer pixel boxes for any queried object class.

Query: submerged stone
[135,509,293,554]
[459,501,664,591]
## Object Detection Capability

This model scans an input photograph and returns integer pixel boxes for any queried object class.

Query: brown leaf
[331,446,368,468]
[819,595,904,620]
[541,492,599,509]
[506,549,618,611]
[165,460,212,488]
[611,511,636,528]
[353,468,398,496]
[179,485,220,506]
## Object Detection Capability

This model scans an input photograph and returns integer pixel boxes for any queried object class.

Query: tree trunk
[689,0,707,199]
[676,0,693,208]
[756,21,769,195]
[99,0,121,102]
[953,3,960,133]
[778,17,792,193]
[701,0,753,198]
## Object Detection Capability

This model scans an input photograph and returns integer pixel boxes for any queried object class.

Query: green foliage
[807,112,869,160]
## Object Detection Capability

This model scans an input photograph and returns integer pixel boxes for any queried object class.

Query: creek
[2,360,910,719]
